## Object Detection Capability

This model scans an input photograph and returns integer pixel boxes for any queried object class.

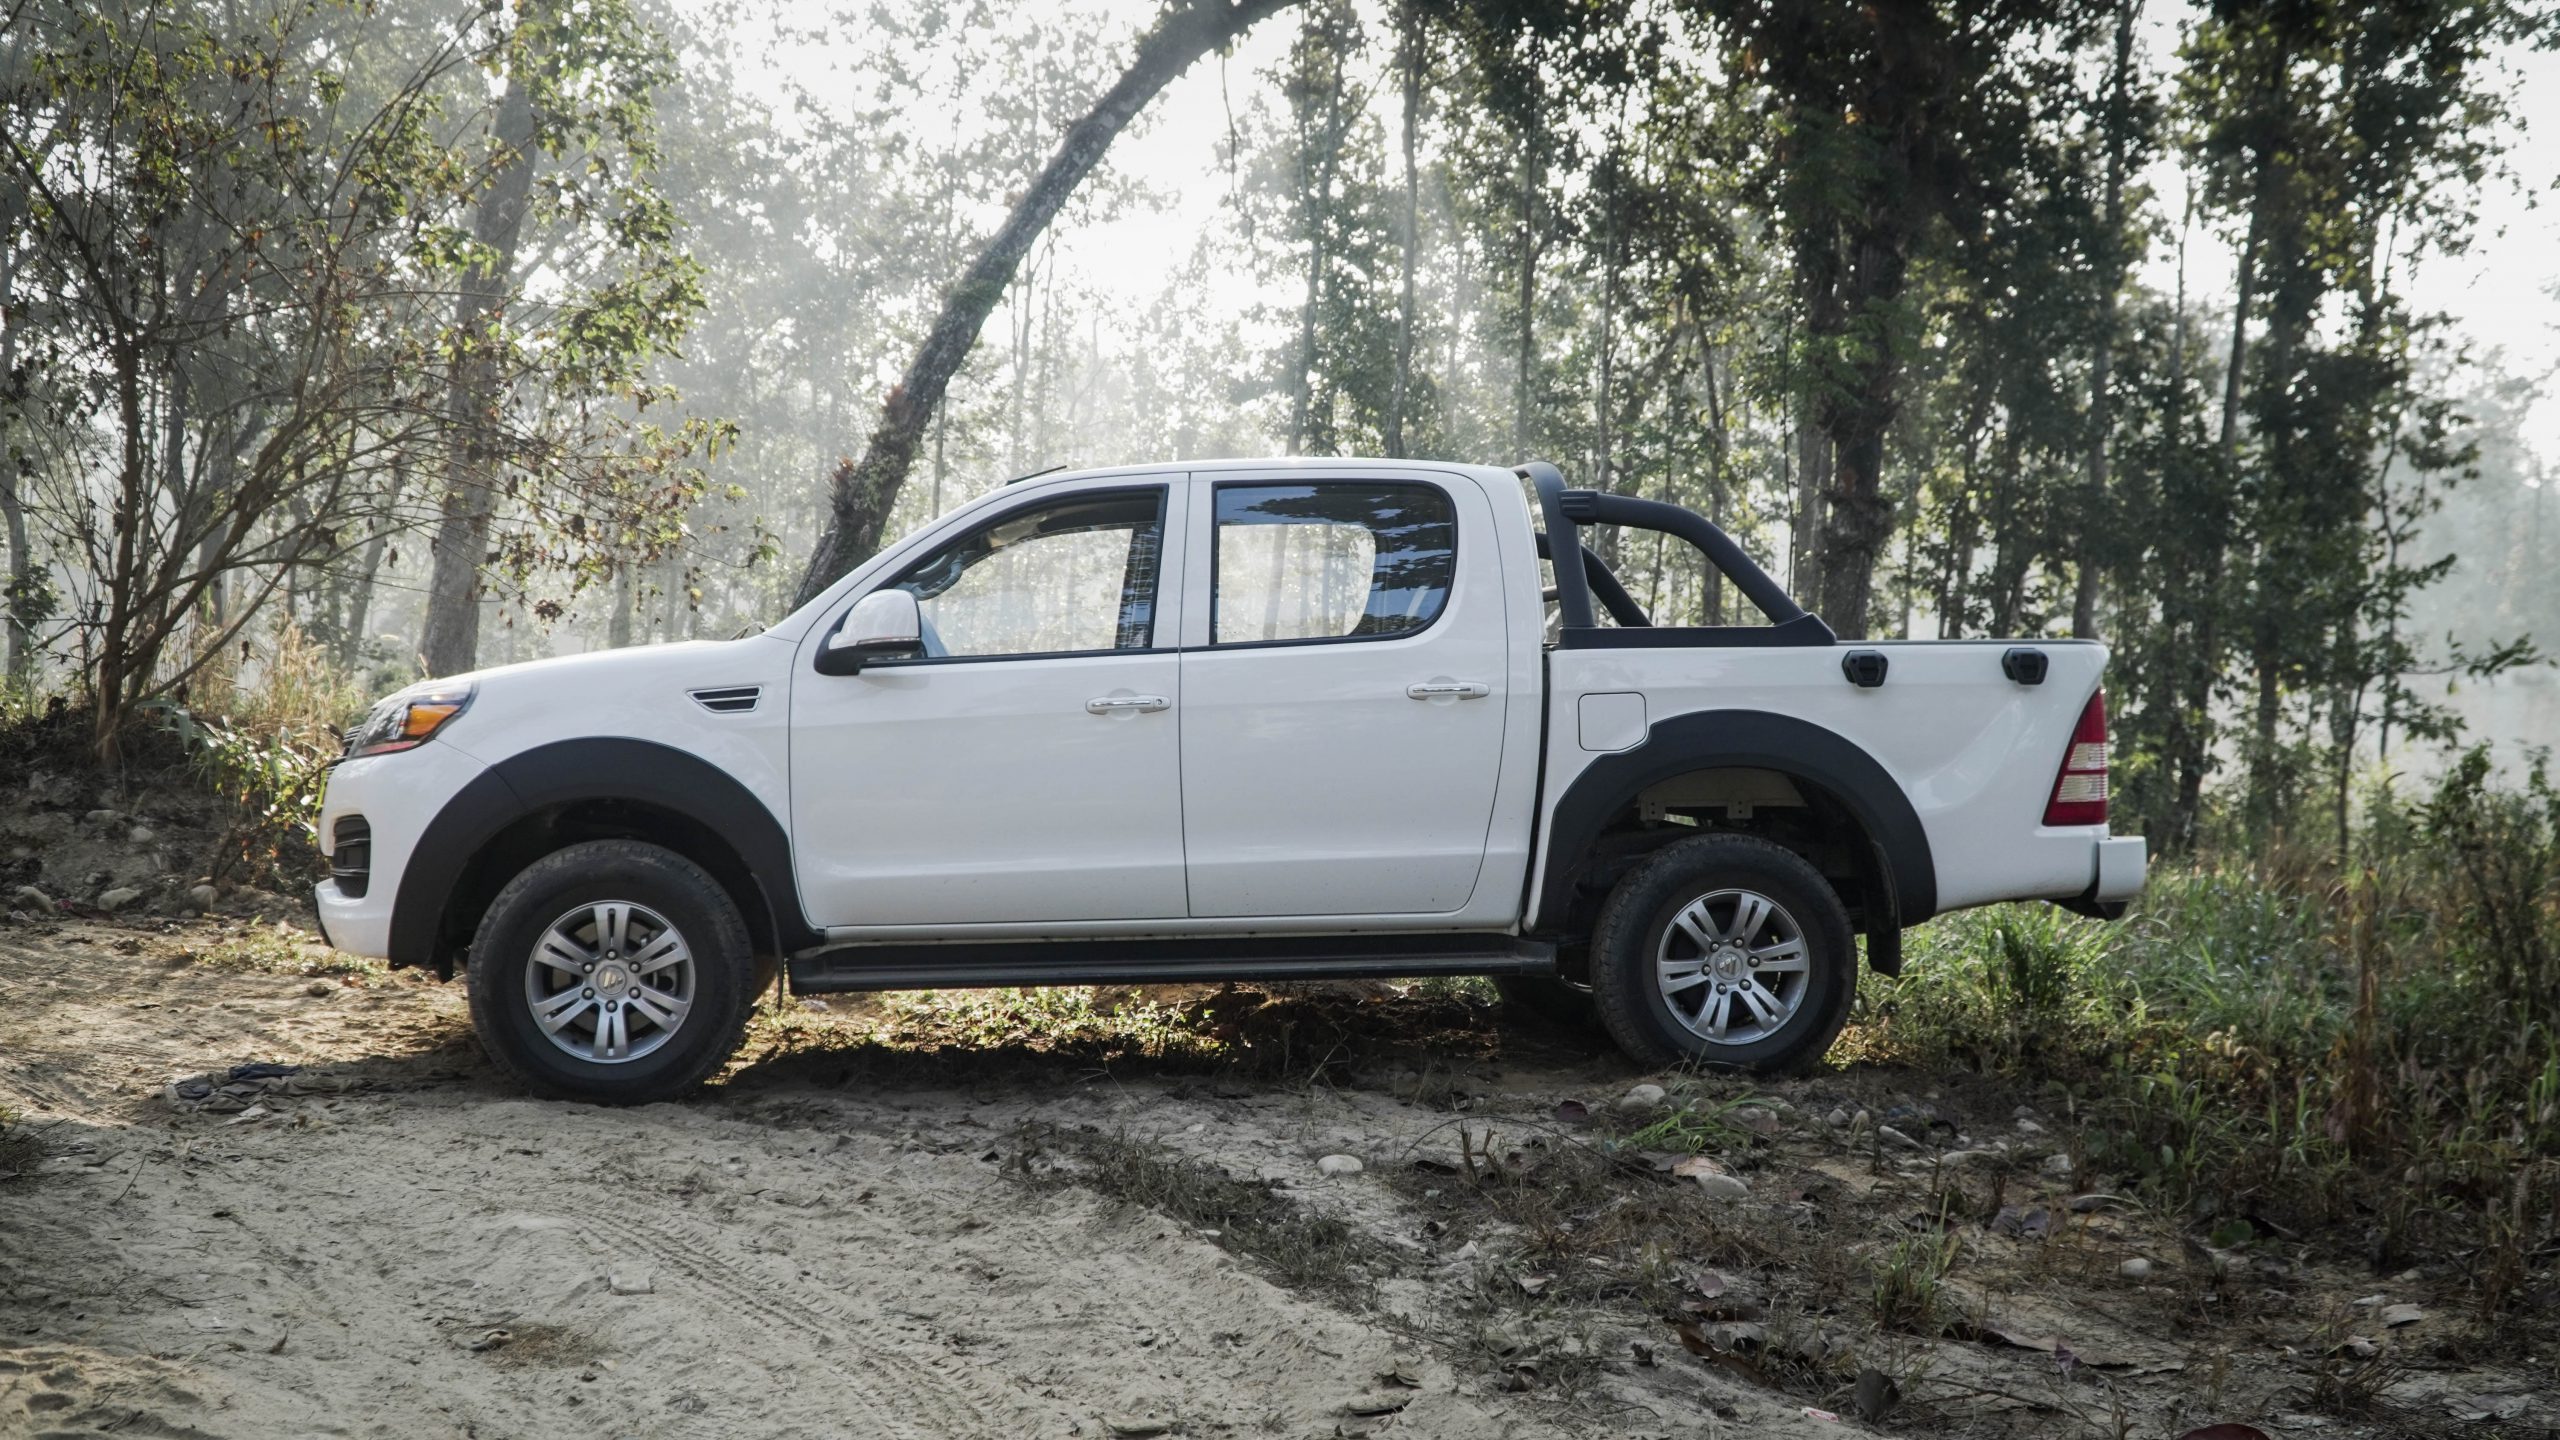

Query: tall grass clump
[1856,750,2560,1313]
[155,624,373,884]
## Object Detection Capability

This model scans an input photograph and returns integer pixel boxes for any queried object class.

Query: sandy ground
[2,918,2551,1440]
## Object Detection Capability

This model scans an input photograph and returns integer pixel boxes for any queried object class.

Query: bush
[1853,755,2560,1313]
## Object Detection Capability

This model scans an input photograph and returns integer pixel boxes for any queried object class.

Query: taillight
[2043,689,2110,827]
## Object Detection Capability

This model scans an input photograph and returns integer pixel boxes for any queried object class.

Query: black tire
[1588,834,1856,1073]
[465,839,757,1104]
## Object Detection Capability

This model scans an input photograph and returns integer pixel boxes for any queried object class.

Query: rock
[189,884,220,908]
[2014,1118,2043,1135]
[2118,1257,2152,1280]
[84,808,122,826]
[305,980,334,997]
[1617,1083,1667,1113]
[1825,1107,1850,1129]
[1691,1172,1751,1202]
[1851,1108,1874,1130]
[97,886,144,912]
[2379,1303,2423,1328]
[1316,1154,1365,1177]
[1876,1124,1923,1150]
[10,885,50,911]
[129,825,157,843]
[608,1270,654,1296]
[2040,1152,2074,1177]
[1938,1149,1999,1168]
[1733,1106,1785,1137]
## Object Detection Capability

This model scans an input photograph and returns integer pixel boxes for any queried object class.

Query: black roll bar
[1518,458,1828,639]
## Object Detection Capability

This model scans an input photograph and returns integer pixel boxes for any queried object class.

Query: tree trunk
[0,186,30,686]
[1790,406,1827,608]
[419,55,543,678]
[1385,2,1422,459]
[793,0,1301,607]
[2072,0,2135,640]
[1511,59,1540,461]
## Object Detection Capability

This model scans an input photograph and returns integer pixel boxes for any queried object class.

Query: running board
[789,933,1556,993]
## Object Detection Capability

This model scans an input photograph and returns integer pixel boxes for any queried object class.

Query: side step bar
[790,933,1556,994]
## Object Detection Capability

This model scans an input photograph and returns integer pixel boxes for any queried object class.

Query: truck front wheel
[465,839,758,1104]
[1588,834,1855,1073]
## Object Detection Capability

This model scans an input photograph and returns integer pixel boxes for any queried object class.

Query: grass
[0,1103,40,1178]
[1848,762,2560,1319]
[189,921,388,981]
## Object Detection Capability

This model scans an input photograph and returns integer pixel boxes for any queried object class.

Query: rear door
[1175,472,1510,917]
[789,481,1189,928]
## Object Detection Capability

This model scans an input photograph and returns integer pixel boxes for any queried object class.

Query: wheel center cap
[1712,946,1744,981]
[596,963,630,993]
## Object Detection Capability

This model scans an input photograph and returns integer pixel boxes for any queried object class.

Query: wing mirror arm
[816,589,924,675]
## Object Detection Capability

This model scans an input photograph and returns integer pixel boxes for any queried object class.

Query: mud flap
[1865,924,1903,977]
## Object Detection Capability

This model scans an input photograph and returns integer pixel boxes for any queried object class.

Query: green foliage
[1857,756,2560,1308]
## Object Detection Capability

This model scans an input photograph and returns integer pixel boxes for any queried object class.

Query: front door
[789,482,1187,928]
[1176,474,1511,917]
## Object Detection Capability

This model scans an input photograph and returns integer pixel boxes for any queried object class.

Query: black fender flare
[1530,709,1937,932]
[388,737,820,968]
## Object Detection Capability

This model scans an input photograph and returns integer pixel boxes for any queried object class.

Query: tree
[415,0,708,676]
[791,0,1302,608]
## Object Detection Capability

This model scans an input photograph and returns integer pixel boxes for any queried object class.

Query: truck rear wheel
[466,839,757,1105]
[1588,834,1855,1073]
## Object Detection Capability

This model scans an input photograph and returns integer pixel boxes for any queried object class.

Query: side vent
[689,685,763,714]
[331,815,373,899]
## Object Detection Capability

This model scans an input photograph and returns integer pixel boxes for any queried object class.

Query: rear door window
[1209,483,1455,646]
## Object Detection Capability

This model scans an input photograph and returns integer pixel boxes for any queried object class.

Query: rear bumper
[2059,834,2148,920]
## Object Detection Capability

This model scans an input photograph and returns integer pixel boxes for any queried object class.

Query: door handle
[1085,695,1170,714]
[1406,681,1491,700]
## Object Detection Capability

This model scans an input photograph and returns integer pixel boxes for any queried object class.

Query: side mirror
[816,589,923,675]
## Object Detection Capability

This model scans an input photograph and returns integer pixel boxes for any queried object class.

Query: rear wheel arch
[1530,709,1935,954]
[390,738,820,974]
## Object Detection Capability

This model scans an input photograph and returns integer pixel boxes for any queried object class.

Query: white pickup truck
[315,459,2145,1102]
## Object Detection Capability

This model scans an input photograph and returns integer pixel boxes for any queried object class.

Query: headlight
[342,683,475,759]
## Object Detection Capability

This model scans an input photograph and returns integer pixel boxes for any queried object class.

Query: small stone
[1316,1153,1365,1178]
[84,808,122,826]
[2040,1152,2074,1177]
[1851,1109,1874,1130]
[97,886,144,912]
[129,825,157,843]
[1616,1083,1667,1113]
[1824,1107,1850,1129]
[1938,1149,1998,1168]
[608,1271,653,1296]
[305,980,334,997]
[1733,1106,1784,1137]
[2014,1118,2043,1135]
[2118,1257,2152,1280]
[1877,1124,1923,1150]
[11,885,50,911]
[189,884,220,908]
[1691,1172,1751,1202]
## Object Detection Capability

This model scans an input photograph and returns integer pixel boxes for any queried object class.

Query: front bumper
[312,739,488,962]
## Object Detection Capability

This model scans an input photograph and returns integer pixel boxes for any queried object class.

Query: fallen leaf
[1801,1406,1840,1423]
[1342,1396,1410,1417]
[1688,1270,1727,1299]
[1672,1155,1728,1180]
[1516,1273,1550,1296]
[1553,1099,1591,1125]
[2379,1303,2423,1328]
[1103,1420,1170,1438]
[1374,1362,1421,1390]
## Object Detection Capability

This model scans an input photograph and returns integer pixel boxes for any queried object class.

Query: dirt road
[2,920,2547,1439]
